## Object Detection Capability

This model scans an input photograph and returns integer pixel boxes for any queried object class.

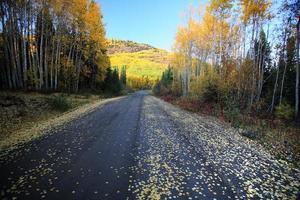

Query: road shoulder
[148,95,300,199]
[0,96,124,153]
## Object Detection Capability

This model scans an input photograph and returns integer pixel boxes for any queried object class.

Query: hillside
[107,39,155,54]
[107,39,169,80]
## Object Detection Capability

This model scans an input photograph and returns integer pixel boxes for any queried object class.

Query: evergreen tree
[120,65,127,86]
[104,67,121,94]
[161,67,173,88]
[112,68,121,94]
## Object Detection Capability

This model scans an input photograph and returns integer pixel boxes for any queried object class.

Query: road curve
[0,91,299,199]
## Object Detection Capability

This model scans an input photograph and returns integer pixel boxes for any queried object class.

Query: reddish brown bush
[160,95,177,102]
[174,98,201,112]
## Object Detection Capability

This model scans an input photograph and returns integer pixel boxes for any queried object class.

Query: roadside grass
[0,91,104,142]
[46,94,73,112]
[159,95,300,168]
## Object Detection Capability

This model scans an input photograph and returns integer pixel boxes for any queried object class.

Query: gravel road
[0,91,299,199]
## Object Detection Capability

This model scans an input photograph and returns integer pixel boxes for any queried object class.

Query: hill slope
[107,40,169,80]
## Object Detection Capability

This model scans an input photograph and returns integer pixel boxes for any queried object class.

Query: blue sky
[98,0,206,51]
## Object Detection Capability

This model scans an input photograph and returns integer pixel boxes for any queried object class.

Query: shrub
[171,81,182,97]
[83,93,91,99]
[224,101,241,126]
[202,81,218,102]
[152,81,169,96]
[175,98,201,112]
[275,103,294,120]
[212,103,222,117]
[47,95,72,112]
[196,65,220,103]
[161,95,176,102]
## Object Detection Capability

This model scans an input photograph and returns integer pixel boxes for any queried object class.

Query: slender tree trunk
[27,3,33,89]
[75,52,82,92]
[50,37,55,90]
[249,19,256,110]
[31,15,39,90]
[14,35,23,88]
[243,24,246,59]
[44,37,48,90]
[22,3,28,90]
[279,60,288,105]
[271,62,279,113]
[255,31,263,103]
[55,39,62,90]
[4,44,13,89]
[295,19,299,118]
[1,5,13,89]
[13,9,23,89]
[279,27,289,105]
[256,25,269,103]
[54,40,60,90]
[186,42,192,96]
[39,9,44,90]
[7,17,17,88]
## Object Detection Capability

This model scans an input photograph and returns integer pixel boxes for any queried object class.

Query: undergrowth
[46,94,72,112]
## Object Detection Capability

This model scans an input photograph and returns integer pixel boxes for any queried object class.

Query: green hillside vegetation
[108,40,170,81]
[110,49,169,80]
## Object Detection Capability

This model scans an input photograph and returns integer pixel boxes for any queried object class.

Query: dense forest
[0,0,124,93]
[154,0,300,120]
